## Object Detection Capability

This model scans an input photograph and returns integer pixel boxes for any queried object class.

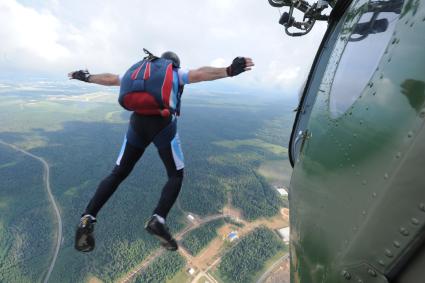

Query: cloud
[0,0,328,96]
[0,0,70,67]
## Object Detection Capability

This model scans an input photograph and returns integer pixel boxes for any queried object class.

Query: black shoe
[75,214,96,252]
[145,216,178,251]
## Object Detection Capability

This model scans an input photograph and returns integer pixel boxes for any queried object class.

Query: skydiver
[69,51,254,252]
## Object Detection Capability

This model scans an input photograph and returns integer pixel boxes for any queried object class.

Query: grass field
[251,249,288,283]
[214,139,288,156]
[257,159,292,187]
[167,269,190,283]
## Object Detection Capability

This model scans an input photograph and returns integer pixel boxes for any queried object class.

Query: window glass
[327,0,403,118]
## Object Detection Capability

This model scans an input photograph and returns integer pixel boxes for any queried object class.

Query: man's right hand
[68,70,91,82]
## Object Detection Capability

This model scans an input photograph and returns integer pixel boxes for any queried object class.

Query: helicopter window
[327,0,404,118]
[289,0,405,165]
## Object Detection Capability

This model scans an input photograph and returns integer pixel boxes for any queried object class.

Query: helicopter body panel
[286,0,425,282]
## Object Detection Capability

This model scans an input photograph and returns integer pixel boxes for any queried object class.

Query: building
[187,214,195,221]
[274,185,289,196]
[278,227,290,244]
[187,267,195,276]
[228,231,239,242]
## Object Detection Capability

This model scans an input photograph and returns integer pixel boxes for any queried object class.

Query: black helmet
[161,51,180,68]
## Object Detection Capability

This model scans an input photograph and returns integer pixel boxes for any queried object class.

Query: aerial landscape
[0,81,294,283]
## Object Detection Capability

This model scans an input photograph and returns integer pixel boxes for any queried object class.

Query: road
[0,140,63,283]
[256,254,289,283]
[118,213,233,283]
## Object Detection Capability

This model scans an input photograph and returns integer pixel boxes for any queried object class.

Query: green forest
[181,218,226,255]
[218,227,286,283]
[134,252,186,283]
[0,84,293,282]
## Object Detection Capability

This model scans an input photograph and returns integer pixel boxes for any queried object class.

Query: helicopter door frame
[288,0,353,167]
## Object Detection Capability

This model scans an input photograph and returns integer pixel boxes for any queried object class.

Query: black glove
[70,70,91,82]
[226,57,247,77]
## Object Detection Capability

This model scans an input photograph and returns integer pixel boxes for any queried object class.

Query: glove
[226,57,247,77]
[69,70,91,82]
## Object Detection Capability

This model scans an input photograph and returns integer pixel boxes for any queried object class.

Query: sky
[0,0,329,97]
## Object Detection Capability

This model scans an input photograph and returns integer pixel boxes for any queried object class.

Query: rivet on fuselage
[342,270,352,280]
[362,210,367,216]
[420,203,425,212]
[362,180,367,186]
[385,249,394,258]
[372,91,376,96]
[378,260,385,266]
[420,108,425,118]
[407,131,414,138]
[360,120,364,125]
[410,22,414,27]
[395,152,402,159]
[393,241,401,248]
[372,192,377,198]
[356,171,361,176]
[357,279,363,283]
[368,268,377,277]
[380,74,384,79]
[400,227,410,236]
[384,173,389,180]
[411,218,420,225]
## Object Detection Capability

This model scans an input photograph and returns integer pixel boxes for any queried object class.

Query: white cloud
[210,58,227,68]
[0,0,328,96]
[0,0,69,64]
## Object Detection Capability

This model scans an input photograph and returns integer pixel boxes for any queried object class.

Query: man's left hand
[226,57,255,77]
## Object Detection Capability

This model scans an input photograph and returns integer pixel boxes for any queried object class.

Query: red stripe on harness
[131,61,146,80]
[143,62,151,80]
[161,64,173,108]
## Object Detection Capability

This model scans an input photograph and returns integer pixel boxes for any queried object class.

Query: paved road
[0,140,63,283]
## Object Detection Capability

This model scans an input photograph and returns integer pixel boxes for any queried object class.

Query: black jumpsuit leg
[84,141,145,217]
[152,146,184,219]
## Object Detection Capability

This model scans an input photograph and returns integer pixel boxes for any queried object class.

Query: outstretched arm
[68,70,120,86]
[188,57,254,84]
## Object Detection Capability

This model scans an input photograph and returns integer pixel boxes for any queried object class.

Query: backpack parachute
[119,56,175,117]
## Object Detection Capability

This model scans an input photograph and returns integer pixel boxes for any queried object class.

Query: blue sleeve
[177,69,190,85]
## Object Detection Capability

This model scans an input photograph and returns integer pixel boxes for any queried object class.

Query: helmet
[161,51,180,68]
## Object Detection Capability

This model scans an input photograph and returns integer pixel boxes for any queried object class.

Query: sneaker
[75,214,96,252]
[145,216,178,251]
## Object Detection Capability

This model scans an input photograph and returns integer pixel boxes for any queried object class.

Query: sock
[153,214,165,224]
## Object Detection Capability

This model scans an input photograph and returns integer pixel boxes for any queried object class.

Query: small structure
[187,214,195,221]
[275,185,289,196]
[228,231,239,242]
[187,267,195,276]
[278,227,290,244]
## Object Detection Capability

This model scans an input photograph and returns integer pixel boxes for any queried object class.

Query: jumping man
[69,50,254,251]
